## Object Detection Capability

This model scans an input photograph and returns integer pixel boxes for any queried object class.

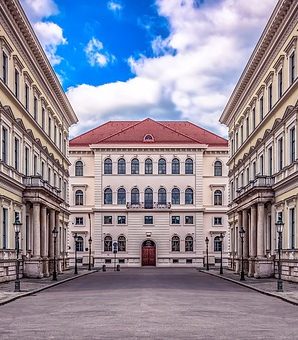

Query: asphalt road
[0,268,297,340]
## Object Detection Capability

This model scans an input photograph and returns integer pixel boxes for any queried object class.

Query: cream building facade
[220,0,298,281]
[0,0,77,281]
[69,118,229,268]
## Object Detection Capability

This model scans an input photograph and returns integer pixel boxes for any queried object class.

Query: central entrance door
[142,240,156,266]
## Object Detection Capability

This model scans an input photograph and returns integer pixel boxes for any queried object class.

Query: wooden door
[142,246,156,266]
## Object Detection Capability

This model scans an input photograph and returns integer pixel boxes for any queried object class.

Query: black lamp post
[205,237,209,270]
[276,217,284,292]
[74,233,78,275]
[220,233,224,275]
[88,237,92,271]
[13,216,22,292]
[52,226,58,281]
[239,226,245,281]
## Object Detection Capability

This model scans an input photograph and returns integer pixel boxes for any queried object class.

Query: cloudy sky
[20,0,278,138]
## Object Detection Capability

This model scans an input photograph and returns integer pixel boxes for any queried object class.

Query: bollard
[102,264,106,272]
[116,264,120,271]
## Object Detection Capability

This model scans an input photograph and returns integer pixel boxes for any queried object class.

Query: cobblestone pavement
[0,268,297,340]
[202,268,298,304]
[0,268,95,304]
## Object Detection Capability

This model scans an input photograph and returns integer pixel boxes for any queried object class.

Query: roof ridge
[185,121,227,142]
[70,120,113,142]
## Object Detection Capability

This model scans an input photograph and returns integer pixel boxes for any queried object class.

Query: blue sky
[21,0,278,137]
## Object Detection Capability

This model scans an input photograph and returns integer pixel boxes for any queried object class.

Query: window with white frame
[185,216,194,224]
[214,190,223,206]
[171,235,180,252]
[104,216,112,224]
[75,190,84,205]
[278,137,283,171]
[214,217,223,226]
[171,216,180,224]
[278,68,283,98]
[185,236,193,252]
[117,216,126,224]
[290,126,296,164]
[268,147,273,176]
[2,52,8,84]
[75,217,84,225]
[14,137,19,171]
[268,84,273,111]
[2,126,8,164]
[290,51,296,85]
[289,208,295,249]
[14,69,19,98]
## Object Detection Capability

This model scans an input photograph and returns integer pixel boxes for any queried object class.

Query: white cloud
[68,0,278,138]
[20,0,66,66]
[85,38,115,67]
[107,1,122,12]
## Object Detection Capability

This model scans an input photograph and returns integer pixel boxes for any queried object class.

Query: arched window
[145,158,153,174]
[185,188,193,205]
[158,158,166,174]
[214,236,222,252]
[172,158,180,174]
[144,187,153,209]
[185,158,193,174]
[117,188,126,205]
[214,190,223,206]
[131,158,139,174]
[118,158,126,174]
[131,188,140,205]
[104,158,112,174]
[104,235,112,252]
[75,161,83,176]
[158,188,167,205]
[214,161,222,176]
[76,236,84,252]
[171,188,180,204]
[118,235,126,252]
[75,190,84,205]
[104,188,113,204]
[185,235,193,252]
[171,235,180,252]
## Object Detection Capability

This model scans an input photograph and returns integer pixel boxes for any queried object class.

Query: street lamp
[239,226,245,281]
[74,233,78,275]
[52,227,58,281]
[220,233,224,275]
[13,216,22,292]
[205,237,209,270]
[276,217,284,292]
[88,237,92,271]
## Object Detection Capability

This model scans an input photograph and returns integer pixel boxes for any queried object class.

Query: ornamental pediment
[3,105,15,120]
[284,36,297,56]
[272,118,282,130]
[273,55,285,71]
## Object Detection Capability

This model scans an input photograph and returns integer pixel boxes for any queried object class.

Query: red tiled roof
[70,118,228,147]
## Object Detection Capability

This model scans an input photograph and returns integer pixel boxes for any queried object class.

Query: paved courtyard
[0,268,297,339]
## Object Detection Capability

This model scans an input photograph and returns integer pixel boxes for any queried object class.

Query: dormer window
[143,134,154,142]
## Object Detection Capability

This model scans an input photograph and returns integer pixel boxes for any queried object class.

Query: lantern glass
[205,237,209,245]
[220,233,224,242]
[276,221,284,233]
[52,227,58,239]
[239,226,245,238]
[14,221,21,233]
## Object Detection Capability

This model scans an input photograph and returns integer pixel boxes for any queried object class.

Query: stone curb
[200,269,298,306]
[0,269,98,306]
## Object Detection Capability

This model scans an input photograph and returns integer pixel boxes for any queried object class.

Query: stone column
[33,203,41,257]
[237,212,242,257]
[271,204,276,256]
[250,205,257,257]
[41,206,47,257]
[55,212,60,255]
[242,210,249,258]
[257,203,265,257]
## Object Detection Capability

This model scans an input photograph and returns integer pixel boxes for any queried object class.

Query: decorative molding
[12,54,24,70]
[284,35,297,56]
[273,55,285,71]
[0,35,13,55]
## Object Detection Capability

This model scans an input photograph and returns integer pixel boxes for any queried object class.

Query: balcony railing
[126,202,171,209]
[236,175,273,197]
[23,175,61,197]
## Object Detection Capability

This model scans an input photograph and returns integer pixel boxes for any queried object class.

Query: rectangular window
[231,139,234,155]
[214,217,223,225]
[246,168,249,184]
[144,216,153,224]
[54,173,57,187]
[268,84,272,110]
[171,216,180,224]
[246,116,249,138]
[290,127,296,163]
[24,146,29,176]
[260,155,264,175]
[33,96,38,120]
[48,167,51,184]
[240,125,243,144]
[14,69,19,98]
[75,217,84,225]
[41,108,45,130]
[2,126,8,164]
[48,116,52,138]
[41,161,44,179]
[185,216,194,224]
[104,216,112,224]
[230,181,234,201]
[252,108,256,130]
[278,138,283,171]
[268,147,273,176]
[14,137,19,170]
[63,180,67,200]
[59,132,62,149]
[2,208,8,249]
[33,155,37,175]
[117,216,126,224]
[54,125,57,144]
[241,172,244,187]
[260,96,264,121]
[290,51,296,85]
[278,69,283,98]
[289,208,295,249]
[235,132,239,150]
[253,161,256,178]
[25,84,29,110]
[2,52,8,84]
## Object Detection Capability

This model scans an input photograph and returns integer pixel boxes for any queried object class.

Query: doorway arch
[142,240,156,266]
